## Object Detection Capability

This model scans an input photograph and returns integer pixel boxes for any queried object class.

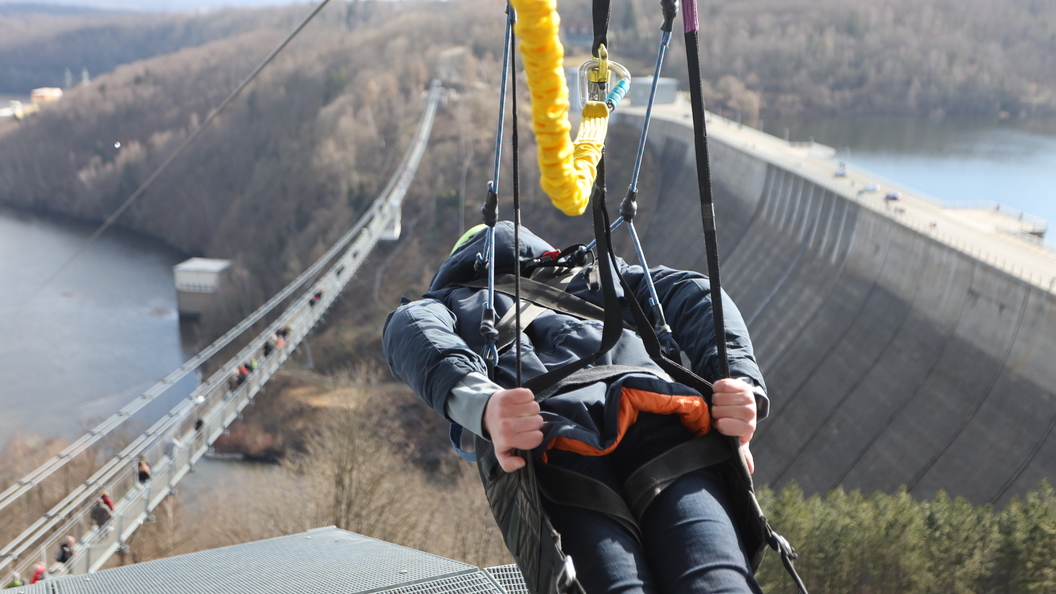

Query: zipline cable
[26,0,334,303]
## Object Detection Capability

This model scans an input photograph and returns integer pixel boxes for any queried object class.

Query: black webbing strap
[682,0,729,380]
[623,431,731,522]
[522,160,625,399]
[591,0,610,57]
[461,275,633,330]
[675,1,773,557]
[510,4,523,387]
[463,276,602,322]
[533,364,668,401]
[493,265,605,353]
[495,301,546,353]
[535,462,640,542]
[610,255,715,396]
[680,2,808,589]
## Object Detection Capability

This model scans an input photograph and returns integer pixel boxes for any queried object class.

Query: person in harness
[384,221,769,594]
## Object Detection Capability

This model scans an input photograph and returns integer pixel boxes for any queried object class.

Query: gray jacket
[383,222,767,456]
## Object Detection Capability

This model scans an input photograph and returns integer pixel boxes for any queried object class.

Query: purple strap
[682,0,698,33]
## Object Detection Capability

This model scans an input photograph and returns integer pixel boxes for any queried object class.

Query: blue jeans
[542,414,762,594]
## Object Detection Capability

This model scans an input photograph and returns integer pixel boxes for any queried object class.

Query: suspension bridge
[0,84,440,583]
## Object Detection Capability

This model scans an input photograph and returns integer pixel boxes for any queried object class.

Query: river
[0,206,195,447]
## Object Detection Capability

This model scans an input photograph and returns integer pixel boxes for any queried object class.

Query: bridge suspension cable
[27,0,334,303]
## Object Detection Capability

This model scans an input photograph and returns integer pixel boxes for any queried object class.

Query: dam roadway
[613,102,1056,506]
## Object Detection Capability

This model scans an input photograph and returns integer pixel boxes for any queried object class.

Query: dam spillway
[614,103,1056,506]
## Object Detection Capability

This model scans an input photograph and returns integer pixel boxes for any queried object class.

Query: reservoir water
[0,206,195,448]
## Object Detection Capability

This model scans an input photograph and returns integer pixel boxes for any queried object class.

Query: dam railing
[0,85,441,580]
[647,105,1056,295]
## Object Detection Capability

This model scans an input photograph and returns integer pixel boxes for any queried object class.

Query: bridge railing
[1,85,441,581]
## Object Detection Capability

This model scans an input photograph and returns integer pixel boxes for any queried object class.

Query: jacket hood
[428,221,555,292]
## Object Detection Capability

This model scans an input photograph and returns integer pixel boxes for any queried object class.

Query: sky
[0,0,305,11]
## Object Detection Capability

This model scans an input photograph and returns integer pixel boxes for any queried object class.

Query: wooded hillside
[1,0,1054,353]
[586,0,1056,117]
[3,0,1054,113]
[0,4,316,93]
[0,0,511,301]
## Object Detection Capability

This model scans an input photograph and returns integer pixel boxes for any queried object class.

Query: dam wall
[615,108,1056,505]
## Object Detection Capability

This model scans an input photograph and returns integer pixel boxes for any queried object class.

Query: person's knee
[641,469,760,594]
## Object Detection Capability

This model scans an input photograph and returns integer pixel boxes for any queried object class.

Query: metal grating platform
[484,565,529,594]
[12,527,522,594]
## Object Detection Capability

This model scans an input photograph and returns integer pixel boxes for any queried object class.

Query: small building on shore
[173,257,231,319]
[30,87,63,103]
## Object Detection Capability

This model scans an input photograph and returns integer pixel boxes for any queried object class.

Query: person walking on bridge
[384,223,768,594]
[55,536,75,565]
[91,497,113,528]
[29,563,46,585]
[137,458,152,484]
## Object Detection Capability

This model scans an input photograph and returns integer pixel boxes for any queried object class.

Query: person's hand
[483,388,544,472]
[711,378,757,474]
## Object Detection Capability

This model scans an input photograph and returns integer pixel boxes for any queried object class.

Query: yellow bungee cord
[509,0,609,216]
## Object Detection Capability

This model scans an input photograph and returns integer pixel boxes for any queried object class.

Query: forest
[589,0,1056,118]
[1,0,1056,587]
[2,0,1054,116]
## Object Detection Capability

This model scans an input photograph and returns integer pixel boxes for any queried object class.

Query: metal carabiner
[577,44,631,111]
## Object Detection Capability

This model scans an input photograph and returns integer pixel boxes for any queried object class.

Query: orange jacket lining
[546,386,711,457]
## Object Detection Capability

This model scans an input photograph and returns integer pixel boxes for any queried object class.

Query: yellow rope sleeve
[510,0,608,216]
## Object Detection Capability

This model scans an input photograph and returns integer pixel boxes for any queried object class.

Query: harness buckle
[770,530,799,560]
[556,554,578,592]
[480,307,499,364]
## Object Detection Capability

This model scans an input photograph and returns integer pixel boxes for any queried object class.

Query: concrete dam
[613,104,1056,506]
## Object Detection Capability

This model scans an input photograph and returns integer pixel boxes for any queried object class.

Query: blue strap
[449,423,477,462]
